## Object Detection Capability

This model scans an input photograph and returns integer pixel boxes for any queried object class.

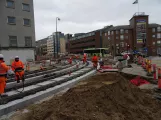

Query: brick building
[102,12,161,56]
[68,26,113,54]
[102,25,133,55]
[68,12,161,56]
[68,30,101,54]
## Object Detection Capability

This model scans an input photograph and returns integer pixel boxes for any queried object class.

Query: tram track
[0,61,95,116]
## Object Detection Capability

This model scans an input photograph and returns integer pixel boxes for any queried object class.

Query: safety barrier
[135,56,161,89]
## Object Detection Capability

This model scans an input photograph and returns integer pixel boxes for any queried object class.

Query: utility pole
[56,17,60,58]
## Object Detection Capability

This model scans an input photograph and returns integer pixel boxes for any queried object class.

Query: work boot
[0,93,8,97]
[16,75,20,83]
[17,79,20,83]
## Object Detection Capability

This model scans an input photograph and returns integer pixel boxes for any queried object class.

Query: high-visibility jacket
[11,60,24,72]
[92,56,98,62]
[0,61,9,76]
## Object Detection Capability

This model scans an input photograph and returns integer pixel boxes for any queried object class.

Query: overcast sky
[34,0,161,40]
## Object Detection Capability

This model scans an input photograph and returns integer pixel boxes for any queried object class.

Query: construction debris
[17,73,161,120]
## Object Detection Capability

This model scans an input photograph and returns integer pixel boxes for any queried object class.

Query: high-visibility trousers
[15,71,24,81]
[0,77,7,94]
[93,61,98,67]
[83,58,87,63]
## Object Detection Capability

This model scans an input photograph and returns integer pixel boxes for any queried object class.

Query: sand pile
[23,73,161,120]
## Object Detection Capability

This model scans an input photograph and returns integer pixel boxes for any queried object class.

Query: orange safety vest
[92,56,98,62]
[11,61,24,71]
[0,62,9,76]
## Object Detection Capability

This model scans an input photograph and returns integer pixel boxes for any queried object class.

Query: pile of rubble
[16,73,161,120]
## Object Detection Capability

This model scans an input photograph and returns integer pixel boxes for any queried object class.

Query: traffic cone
[147,64,152,76]
[158,73,161,89]
[152,64,156,73]
[153,67,158,80]
[158,68,161,81]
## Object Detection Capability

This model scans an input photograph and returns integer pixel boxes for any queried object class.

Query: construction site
[0,54,161,120]
[1,0,161,119]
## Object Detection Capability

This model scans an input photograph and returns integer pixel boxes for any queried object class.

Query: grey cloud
[34,0,161,40]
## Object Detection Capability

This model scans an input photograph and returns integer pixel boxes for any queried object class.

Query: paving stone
[61,74,75,78]
[36,81,56,86]
[71,72,80,75]
[122,63,152,78]
[52,77,64,81]
[6,85,38,96]
[6,91,19,96]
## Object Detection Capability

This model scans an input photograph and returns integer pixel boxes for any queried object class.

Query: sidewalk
[121,63,153,79]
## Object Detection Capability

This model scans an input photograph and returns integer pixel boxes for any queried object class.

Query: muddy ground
[11,73,161,120]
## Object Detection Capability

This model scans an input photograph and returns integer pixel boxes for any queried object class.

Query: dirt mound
[23,73,161,120]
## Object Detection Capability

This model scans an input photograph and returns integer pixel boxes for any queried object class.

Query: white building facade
[0,0,36,65]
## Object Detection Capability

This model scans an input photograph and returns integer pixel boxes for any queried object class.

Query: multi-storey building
[68,26,113,54]
[47,35,54,55]
[59,37,66,54]
[102,25,133,55]
[47,32,65,56]
[68,13,161,56]
[65,34,72,53]
[36,38,47,56]
[0,0,35,64]
[102,12,161,56]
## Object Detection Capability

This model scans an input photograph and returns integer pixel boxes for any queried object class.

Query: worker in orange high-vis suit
[0,54,9,97]
[83,53,87,64]
[92,54,98,68]
[11,56,24,83]
[68,57,72,64]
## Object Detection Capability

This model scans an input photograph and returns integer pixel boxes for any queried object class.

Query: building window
[152,35,156,38]
[23,19,31,26]
[9,36,17,47]
[7,16,16,24]
[157,33,161,39]
[111,31,114,35]
[116,36,119,39]
[152,28,156,33]
[108,37,110,40]
[157,26,161,32]
[120,35,124,40]
[108,31,110,35]
[157,41,161,45]
[120,42,124,47]
[125,30,128,33]
[116,31,119,34]
[6,0,14,8]
[25,37,32,47]
[120,29,124,34]
[22,3,30,11]
[125,36,128,39]
[153,42,156,45]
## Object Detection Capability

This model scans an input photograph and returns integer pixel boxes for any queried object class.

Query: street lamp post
[56,17,60,58]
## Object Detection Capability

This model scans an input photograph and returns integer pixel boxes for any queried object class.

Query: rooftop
[105,25,132,31]
[149,23,161,28]
[133,12,147,17]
